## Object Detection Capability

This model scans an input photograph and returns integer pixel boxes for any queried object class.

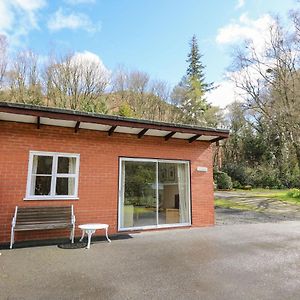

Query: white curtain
[121,161,127,227]
[30,155,38,195]
[177,163,189,223]
[68,157,76,195]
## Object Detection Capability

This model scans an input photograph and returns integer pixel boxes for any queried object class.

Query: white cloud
[213,13,282,108]
[72,51,108,70]
[206,80,240,108]
[0,0,46,46]
[48,8,100,33]
[71,51,111,79]
[216,13,275,54]
[13,0,46,11]
[65,0,96,4]
[235,0,245,9]
[207,59,275,108]
[0,2,14,33]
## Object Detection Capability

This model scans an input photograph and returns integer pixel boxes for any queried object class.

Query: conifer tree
[172,35,213,125]
[186,35,213,92]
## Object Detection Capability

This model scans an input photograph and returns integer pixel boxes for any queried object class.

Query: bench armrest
[71,205,76,225]
[11,206,18,227]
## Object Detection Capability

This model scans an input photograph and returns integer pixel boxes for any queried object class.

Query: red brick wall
[0,121,214,244]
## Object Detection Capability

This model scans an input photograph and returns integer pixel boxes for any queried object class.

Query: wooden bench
[10,205,75,249]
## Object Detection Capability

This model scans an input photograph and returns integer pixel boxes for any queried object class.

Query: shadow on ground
[0,234,133,250]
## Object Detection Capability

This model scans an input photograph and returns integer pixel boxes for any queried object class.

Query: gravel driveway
[215,191,300,225]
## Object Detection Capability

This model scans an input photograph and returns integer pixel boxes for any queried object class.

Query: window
[25,151,80,200]
[118,158,191,230]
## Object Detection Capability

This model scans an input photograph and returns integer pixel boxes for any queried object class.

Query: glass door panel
[158,162,189,225]
[119,158,190,230]
[121,161,157,228]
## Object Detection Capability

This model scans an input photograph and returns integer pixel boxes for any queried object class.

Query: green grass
[235,188,289,194]
[214,198,261,211]
[254,191,300,205]
[233,188,300,206]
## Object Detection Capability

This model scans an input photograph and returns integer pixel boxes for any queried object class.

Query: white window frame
[24,151,80,200]
[118,157,191,231]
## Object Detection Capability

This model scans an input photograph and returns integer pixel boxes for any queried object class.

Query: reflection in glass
[57,157,76,174]
[120,159,190,229]
[32,176,51,195]
[56,177,75,195]
[122,161,156,228]
[158,163,189,225]
[35,156,53,174]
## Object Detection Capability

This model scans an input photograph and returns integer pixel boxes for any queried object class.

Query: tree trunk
[293,142,300,170]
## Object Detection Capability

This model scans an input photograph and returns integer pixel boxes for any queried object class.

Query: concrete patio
[1,221,300,300]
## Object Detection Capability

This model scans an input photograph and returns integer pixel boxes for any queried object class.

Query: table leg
[86,230,96,249]
[79,230,85,242]
[105,227,111,243]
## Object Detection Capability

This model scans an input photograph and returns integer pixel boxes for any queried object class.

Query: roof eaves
[0,101,230,137]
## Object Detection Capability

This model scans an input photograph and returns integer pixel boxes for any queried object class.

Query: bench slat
[17,209,71,214]
[11,205,75,248]
[17,211,71,215]
[17,209,71,213]
[15,222,72,226]
[17,216,70,220]
[17,215,71,220]
[15,223,72,231]
[16,216,71,221]
[14,205,73,231]
[17,212,71,217]
[18,208,70,211]
[18,206,71,210]
[16,219,72,224]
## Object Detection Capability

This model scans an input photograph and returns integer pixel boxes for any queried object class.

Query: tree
[172,35,213,125]
[186,35,213,92]
[230,16,300,170]
[0,35,8,89]
[222,13,300,188]
[7,50,43,105]
[110,67,177,122]
[44,53,109,112]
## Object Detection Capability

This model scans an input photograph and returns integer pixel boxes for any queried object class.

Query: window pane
[119,160,190,229]
[158,162,189,225]
[121,161,157,228]
[56,177,75,196]
[35,156,53,174]
[57,157,76,174]
[32,176,51,195]
[176,163,189,223]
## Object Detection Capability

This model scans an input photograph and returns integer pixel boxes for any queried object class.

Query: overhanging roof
[0,102,229,143]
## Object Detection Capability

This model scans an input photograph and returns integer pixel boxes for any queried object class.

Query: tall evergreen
[172,35,213,125]
[186,35,213,92]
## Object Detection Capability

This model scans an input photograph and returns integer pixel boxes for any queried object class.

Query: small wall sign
[197,166,208,172]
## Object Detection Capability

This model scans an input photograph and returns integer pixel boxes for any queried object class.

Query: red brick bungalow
[0,102,229,245]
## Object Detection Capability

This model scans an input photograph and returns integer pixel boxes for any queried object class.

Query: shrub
[282,167,300,188]
[214,171,233,190]
[287,189,300,199]
[243,185,252,190]
[244,166,281,189]
[223,163,248,186]
[222,162,300,189]
[232,180,242,189]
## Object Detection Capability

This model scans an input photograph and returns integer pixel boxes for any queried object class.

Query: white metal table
[78,223,111,249]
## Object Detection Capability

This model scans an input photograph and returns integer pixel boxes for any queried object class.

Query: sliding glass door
[119,158,190,230]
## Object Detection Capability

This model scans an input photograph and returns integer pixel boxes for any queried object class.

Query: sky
[0,0,297,108]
